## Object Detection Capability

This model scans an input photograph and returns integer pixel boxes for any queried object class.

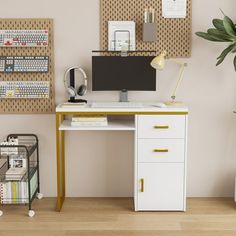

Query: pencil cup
[143,23,157,42]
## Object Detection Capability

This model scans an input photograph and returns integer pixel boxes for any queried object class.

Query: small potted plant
[196,10,236,71]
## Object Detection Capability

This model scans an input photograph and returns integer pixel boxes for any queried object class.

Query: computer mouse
[152,103,167,108]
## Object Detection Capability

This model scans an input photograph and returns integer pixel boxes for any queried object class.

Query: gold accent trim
[141,179,144,193]
[56,113,62,211]
[154,125,169,129]
[56,112,188,115]
[56,114,66,212]
[153,149,169,153]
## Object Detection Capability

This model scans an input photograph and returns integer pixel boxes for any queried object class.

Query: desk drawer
[138,115,186,139]
[138,139,185,163]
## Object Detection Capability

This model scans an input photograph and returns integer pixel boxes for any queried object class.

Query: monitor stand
[119,89,129,103]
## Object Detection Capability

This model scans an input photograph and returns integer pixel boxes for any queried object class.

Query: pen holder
[143,23,157,42]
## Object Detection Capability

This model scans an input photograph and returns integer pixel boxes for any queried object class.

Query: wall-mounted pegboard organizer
[0,19,55,114]
[100,0,192,58]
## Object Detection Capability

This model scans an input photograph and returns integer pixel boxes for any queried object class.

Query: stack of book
[71,115,108,127]
[5,168,27,181]
[0,170,38,204]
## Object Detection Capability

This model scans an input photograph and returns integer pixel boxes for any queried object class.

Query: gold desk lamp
[151,51,188,105]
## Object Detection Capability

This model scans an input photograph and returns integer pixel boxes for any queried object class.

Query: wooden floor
[1,198,236,236]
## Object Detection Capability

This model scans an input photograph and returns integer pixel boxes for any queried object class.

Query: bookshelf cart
[0,134,43,217]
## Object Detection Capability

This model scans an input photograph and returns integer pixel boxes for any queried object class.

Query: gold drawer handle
[153,149,169,153]
[140,179,144,193]
[154,126,169,129]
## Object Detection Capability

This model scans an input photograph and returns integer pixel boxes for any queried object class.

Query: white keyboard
[91,102,144,108]
[0,81,50,99]
[0,30,48,47]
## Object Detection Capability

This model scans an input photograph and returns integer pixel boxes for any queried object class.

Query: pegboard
[100,0,192,58]
[0,19,55,114]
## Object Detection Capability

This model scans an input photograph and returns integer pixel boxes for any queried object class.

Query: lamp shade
[151,50,167,70]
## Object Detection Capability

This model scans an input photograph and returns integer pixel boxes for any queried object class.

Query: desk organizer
[143,23,157,42]
[100,0,192,57]
[0,134,42,217]
[0,19,55,114]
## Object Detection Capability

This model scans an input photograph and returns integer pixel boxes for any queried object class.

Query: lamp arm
[169,61,187,102]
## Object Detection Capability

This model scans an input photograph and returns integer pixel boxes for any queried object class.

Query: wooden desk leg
[56,113,65,211]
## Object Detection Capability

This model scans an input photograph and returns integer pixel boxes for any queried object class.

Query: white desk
[55,103,188,212]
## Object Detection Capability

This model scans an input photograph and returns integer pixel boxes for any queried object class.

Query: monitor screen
[92,56,156,91]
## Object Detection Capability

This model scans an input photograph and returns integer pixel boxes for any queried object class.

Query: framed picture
[108,21,136,51]
[9,157,26,168]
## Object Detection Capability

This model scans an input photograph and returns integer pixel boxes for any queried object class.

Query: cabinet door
[137,163,185,211]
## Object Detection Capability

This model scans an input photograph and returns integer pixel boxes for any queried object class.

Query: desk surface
[56,103,188,114]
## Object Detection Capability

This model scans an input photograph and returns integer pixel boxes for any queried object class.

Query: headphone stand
[68,97,87,104]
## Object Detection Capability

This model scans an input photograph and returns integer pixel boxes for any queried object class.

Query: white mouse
[152,103,167,108]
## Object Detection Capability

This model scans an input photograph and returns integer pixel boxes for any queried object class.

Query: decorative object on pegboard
[100,0,192,58]
[108,21,136,51]
[0,19,55,114]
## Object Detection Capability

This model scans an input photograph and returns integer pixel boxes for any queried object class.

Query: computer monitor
[92,56,156,91]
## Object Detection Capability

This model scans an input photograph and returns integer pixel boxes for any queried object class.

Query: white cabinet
[135,114,187,211]
[137,163,185,211]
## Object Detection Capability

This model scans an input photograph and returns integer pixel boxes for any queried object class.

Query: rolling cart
[0,134,43,217]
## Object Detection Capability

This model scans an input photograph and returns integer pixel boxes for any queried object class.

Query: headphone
[64,67,87,97]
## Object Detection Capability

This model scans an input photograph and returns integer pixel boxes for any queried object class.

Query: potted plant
[196,11,236,71]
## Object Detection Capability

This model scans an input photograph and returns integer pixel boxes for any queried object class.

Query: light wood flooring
[1,198,236,236]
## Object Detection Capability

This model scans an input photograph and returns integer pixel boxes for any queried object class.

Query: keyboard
[0,56,49,73]
[0,30,48,47]
[91,102,144,108]
[0,81,50,99]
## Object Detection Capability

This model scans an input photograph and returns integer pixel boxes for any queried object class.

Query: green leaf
[216,44,234,67]
[207,28,236,42]
[234,55,236,71]
[223,15,236,37]
[213,19,226,32]
[216,57,225,66]
[232,44,236,53]
[216,44,234,61]
[196,32,228,42]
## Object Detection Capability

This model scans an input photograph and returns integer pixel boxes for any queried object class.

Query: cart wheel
[0,210,3,217]
[28,210,35,217]
[37,193,43,200]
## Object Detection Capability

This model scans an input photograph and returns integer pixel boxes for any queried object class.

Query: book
[62,102,87,107]
[0,138,18,155]
[0,182,4,204]
[0,170,38,204]
[72,115,108,122]
[71,121,108,127]
[108,21,136,51]
[5,168,27,181]
[12,182,17,204]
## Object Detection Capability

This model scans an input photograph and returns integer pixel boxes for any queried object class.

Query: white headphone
[64,67,88,97]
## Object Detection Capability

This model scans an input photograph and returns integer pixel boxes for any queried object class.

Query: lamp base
[164,101,185,106]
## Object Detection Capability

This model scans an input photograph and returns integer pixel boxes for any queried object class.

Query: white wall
[0,0,236,197]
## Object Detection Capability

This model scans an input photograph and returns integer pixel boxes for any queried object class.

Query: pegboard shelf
[0,19,55,114]
[100,0,192,58]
